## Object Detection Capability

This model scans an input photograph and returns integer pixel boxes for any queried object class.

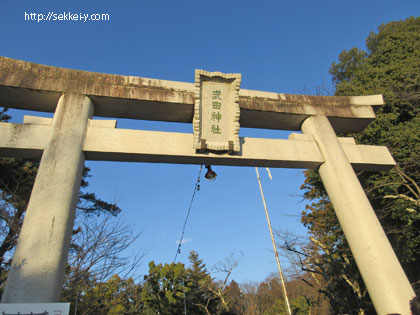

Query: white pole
[255,167,292,315]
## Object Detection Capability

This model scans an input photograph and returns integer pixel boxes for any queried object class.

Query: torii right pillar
[301,114,415,315]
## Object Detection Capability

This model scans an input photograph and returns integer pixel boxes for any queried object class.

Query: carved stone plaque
[193,70,241,152]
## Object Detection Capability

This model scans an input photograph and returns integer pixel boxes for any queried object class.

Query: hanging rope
[173,165,203,263]
[255,167,292,315]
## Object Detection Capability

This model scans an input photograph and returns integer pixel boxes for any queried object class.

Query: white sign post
[0,303,70,315]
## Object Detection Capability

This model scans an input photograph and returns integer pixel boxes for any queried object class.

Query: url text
[24,11,110,23]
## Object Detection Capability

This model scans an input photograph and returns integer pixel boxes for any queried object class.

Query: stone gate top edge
[0,56,383,133]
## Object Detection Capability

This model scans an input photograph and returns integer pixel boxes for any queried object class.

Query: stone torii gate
[0,57,415,314]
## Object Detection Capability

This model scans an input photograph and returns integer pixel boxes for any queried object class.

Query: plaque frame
[193,69,241,152]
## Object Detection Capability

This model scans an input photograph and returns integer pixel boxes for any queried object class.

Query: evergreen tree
[141,251,229,314]
[186,250,219,314]
[223,280,246,314]
[141,261,188,314]
[67,274,141,315]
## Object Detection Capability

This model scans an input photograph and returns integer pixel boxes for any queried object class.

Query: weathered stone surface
[1,95,93,303]
[0,118,395,171]
[1,57,407,313]
[0,57,384,132]
[302,115,415,315]
[193,70,241,151]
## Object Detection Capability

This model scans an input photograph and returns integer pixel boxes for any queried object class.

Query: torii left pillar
[1,94,93,302]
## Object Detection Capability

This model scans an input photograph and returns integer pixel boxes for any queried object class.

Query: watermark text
[24,11,110,23]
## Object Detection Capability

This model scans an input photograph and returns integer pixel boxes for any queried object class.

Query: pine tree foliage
[140,251,220,314]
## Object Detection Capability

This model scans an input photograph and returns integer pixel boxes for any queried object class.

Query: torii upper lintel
[0,56,383,133]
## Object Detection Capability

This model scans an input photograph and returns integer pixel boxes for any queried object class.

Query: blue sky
[1,0,419,284]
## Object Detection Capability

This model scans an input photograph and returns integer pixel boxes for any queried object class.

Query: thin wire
[173,165,203,263]
[255,167,292,315]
